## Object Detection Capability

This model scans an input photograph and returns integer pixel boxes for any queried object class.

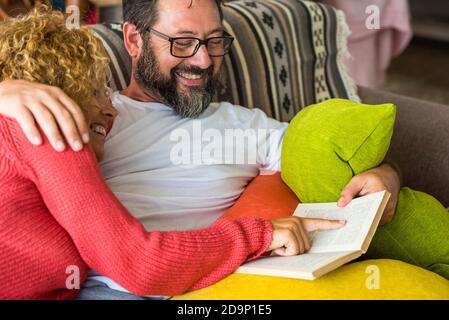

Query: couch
[90,0,449,298]
[91,0,449,207]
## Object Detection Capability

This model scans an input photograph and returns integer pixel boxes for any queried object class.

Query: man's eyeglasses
[148,28,234,58]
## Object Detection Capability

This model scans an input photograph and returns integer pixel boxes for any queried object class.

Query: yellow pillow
[172,259,449,300]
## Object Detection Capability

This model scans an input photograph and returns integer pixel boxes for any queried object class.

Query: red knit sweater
[0,115,273,300]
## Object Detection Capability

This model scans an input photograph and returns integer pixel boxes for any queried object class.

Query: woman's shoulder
[0,115,20,147]
[0,114,24,137]
[0,115,37,155]
[0,115,25,167]
[0,114,100,182]
[0,113,100,168]
[0,114,14,128]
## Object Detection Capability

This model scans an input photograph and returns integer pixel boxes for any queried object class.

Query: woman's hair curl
[0,6,110,120]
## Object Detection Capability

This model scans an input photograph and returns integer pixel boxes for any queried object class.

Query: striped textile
[90,23,131,91]
[90,0,359,122]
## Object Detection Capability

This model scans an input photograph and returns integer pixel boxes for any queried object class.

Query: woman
[0,8,332,299]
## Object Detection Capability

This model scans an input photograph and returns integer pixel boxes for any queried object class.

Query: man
[0,0,400,298]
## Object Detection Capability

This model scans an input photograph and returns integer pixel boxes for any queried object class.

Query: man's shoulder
[208,101,262,118]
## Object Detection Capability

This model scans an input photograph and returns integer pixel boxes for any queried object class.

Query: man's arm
[382,158,403,186]
[0,79,90,151]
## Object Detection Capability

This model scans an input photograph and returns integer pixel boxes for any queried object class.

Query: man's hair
[123,0,224,32]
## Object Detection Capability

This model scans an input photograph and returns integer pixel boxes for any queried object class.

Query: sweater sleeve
[0,117,273,296]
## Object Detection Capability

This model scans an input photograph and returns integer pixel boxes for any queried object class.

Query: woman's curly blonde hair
[0,6,110,120]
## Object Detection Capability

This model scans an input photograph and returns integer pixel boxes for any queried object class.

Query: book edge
[235,250,362,280]
[360,191,391,253]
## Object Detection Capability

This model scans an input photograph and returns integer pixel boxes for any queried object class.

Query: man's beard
[135,37,220,118]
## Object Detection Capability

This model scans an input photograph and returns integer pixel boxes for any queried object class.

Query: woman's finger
[290,222,304,254]
[298,219,310,251]
[28,102,66,152]
[57,89,90,144]
[41,91,83,151]
[13,107,43,146]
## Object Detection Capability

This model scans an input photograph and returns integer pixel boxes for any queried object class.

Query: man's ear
[123,22,143,59]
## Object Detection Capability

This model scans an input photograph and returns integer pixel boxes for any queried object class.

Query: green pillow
[367,187,449,280]
[281,98,396,203]
[280,98,449,281]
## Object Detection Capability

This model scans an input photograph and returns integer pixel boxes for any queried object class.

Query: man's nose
[187,44,212,69]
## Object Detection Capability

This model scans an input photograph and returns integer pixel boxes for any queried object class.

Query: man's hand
[268,217,345,256]
[0,79,89,151]
[337,163,401,225]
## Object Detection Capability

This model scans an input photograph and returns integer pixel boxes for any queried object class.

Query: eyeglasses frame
[147,28,234,58]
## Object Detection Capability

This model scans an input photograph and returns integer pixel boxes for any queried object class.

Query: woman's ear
[123,22,143,60]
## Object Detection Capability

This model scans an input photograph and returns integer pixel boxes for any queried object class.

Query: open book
[235,190,391,280]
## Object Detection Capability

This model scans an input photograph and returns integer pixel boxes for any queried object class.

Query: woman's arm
[0,116,272,296]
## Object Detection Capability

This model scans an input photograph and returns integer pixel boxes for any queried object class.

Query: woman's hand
[0,79,89,151]
[268,217,346,256]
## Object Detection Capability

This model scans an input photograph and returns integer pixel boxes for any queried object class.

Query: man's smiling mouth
[175,71,208,88]
[176,71,203,80]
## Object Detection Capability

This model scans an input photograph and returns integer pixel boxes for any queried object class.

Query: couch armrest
[358,86,449,206]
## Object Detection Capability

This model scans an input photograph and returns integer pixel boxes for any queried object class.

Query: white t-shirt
[100,92,288,231]
[88,92,288,292]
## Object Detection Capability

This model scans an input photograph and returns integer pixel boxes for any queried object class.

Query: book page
[235,251,359,280]
[294,191,388,253]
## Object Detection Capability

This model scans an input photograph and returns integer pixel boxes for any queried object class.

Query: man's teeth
[177,72,202,80]
[91,124,106,136]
